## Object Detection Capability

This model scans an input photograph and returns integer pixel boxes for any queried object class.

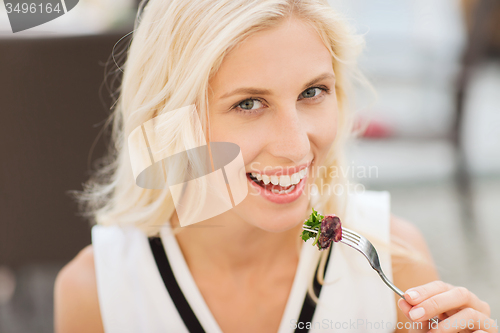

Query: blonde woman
[54,0,495,332]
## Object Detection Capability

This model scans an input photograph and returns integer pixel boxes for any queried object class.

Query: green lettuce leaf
[300,208,324,244]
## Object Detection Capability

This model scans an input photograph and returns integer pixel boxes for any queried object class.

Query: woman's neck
[170,211,303,280]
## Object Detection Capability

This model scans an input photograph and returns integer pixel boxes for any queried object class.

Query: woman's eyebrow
[219,72,335,100]
[220,87,272,99]
[302,72,335,90]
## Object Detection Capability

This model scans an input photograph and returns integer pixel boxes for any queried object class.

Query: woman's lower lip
[247,174,307,204]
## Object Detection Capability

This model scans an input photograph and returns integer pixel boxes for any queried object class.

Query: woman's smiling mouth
[247,167,308,191]
[245,161,311,204]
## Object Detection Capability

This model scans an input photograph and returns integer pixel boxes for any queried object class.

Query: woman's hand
[397,280,497,333]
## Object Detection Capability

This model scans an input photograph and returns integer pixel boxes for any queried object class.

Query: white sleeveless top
[91,190,397,333]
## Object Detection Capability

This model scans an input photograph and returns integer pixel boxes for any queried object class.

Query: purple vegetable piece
[317,215,342,250]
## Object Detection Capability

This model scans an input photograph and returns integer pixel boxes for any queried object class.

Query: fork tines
[302,226,361,246]
[302,226,318,234]
[341,228,362,245]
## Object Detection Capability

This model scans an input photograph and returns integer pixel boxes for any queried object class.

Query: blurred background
[0,0,499,331]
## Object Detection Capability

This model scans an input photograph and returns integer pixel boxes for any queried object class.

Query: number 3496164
[5,2,62,14]
[440,318,498,330]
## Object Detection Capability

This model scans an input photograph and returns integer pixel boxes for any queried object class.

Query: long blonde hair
[71,0,406,305]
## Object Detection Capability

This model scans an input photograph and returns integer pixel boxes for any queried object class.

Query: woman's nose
[268,106,311,163]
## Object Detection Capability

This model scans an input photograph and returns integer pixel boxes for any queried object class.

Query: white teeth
[271,185,296,194]
[250,172,262,181]
[250,172,263,181]
[279,167,308,186]
[250,166,308,186]
[299,168,307,178]
[279,175,291,187]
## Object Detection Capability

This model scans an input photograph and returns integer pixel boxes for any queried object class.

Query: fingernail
[409,307,425,321]
[406,289,420,300]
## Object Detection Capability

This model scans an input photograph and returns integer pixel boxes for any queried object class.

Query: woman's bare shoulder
[389,213,439,284]
[54,244,104,333]
[390,215,432,254]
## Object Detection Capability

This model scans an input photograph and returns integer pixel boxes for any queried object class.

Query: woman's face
[208,17,338,232]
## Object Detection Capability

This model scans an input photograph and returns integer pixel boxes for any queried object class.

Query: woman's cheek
[310,111,338,152]
[233,134,266,166]
[230,121,271,155]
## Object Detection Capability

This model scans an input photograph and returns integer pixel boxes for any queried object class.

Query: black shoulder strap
[148,236,334,333]
[149,237,206,333]
[294,243,334,332]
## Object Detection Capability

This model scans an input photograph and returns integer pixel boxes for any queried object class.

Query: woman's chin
[232,178,312,232]
[245,205,308,233]
[256,220,302,233]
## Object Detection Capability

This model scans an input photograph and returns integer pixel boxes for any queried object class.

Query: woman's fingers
[401,281,491,322]
[398,298,453,332]
[407,287,490,322]
[398,281,452,321]
[427,308,498,333]
[397,298,413,321]
[403,280,453,305]
[397,280,495,333]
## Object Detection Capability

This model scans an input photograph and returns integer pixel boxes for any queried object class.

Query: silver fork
[302,225,439,325]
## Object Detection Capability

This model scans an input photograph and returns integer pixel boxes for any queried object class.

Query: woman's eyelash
[231,98,265,113]
[231,86,331,114]
[299,86,331,100]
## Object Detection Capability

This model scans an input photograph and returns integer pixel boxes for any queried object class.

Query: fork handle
[378,270,405,297]
[377,270,440,326]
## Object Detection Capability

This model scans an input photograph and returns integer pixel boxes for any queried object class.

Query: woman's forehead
[209,18,334,96]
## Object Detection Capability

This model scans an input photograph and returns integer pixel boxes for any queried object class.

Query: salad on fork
[301,208,441,326]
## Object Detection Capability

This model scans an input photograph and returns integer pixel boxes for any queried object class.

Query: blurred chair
[454,0,500,226]
[0,32,127,267]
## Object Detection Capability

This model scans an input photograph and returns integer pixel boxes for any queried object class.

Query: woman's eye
[236,99,263,111]
[300,87,323,99]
